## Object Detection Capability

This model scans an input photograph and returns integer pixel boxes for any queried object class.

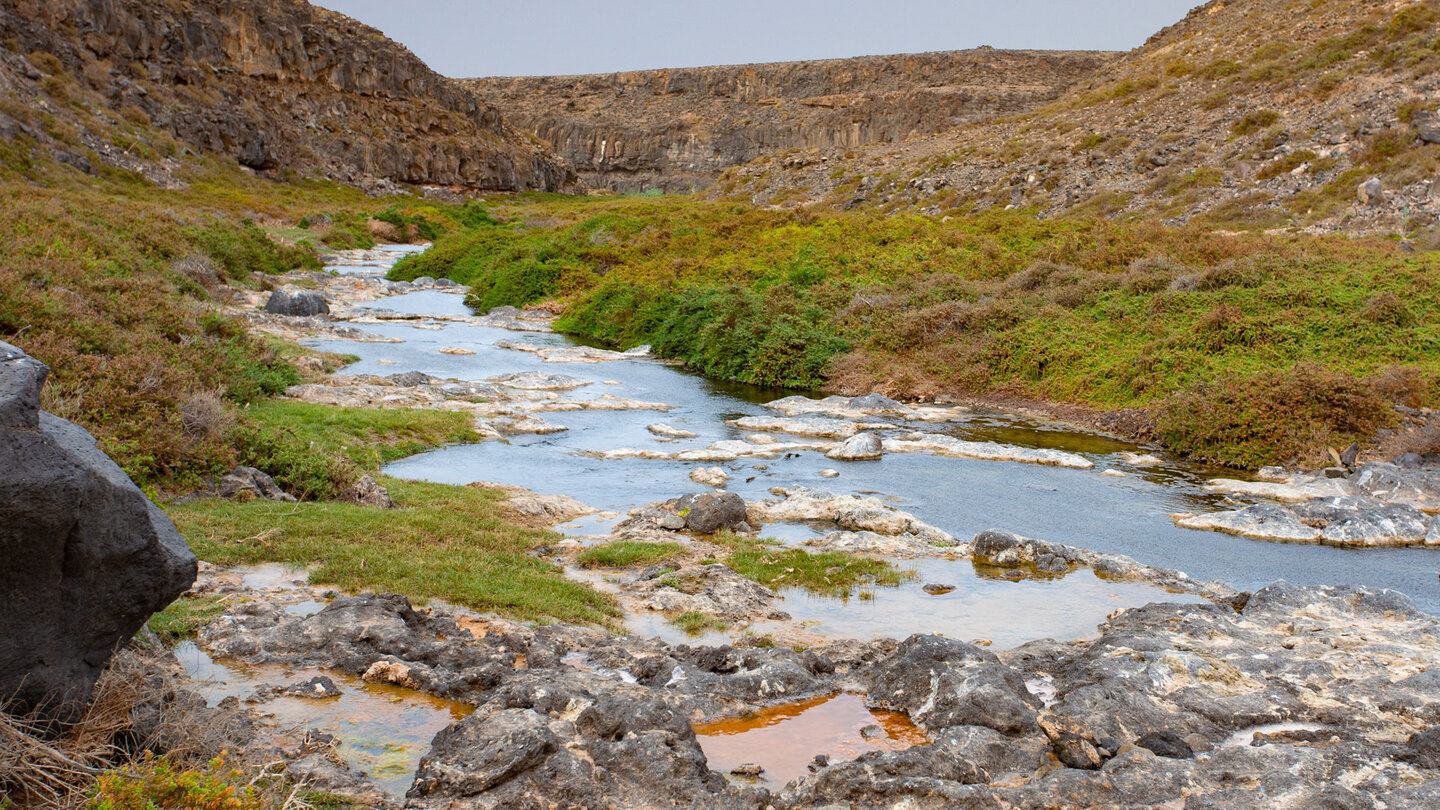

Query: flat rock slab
[1177,495,1439,547]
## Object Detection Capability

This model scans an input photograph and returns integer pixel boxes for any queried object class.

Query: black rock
[1394,452,1424,469]
[281,675,342,700]
[1135,730,1194,759]
[1407,726,1440,768]
[264,289,330,316]
[675,491,748,534]
[0,342,197,721]
[866,634,1037,734]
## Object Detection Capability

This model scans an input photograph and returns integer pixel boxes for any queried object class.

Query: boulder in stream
[0,342,197,720]
[264,289,330,317]
[675,491,749,533]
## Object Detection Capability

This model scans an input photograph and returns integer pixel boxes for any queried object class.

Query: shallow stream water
[307,247,1440,632]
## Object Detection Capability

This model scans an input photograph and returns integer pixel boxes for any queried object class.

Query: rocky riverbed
[174,558,1440,808]
[166,244,1440,806]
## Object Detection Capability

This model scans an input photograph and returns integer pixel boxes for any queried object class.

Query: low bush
[1157,364,1413,467]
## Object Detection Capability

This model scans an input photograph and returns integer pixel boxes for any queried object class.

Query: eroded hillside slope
[734,0,1440,235]
[0,0,576,192]
[465,49,1112,192]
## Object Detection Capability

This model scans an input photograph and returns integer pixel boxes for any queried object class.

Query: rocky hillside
[732,0,1440,235]
[0,0,576,192]
[465,49,1111,192]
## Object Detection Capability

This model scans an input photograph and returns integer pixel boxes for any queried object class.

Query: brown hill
[464,49,1112,192]
[0,0,576,192]
[731,0,1440,235]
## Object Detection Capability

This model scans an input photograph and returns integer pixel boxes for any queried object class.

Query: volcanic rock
[0,342,197,720]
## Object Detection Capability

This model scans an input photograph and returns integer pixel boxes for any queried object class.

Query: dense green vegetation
[389,193,1440,467]
[168,478,619,625]
[0,138,494,490]
[234,400,481,499]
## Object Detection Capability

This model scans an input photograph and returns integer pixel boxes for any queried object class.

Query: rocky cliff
[0,0,576,192]
[734,0,1440,235]
[465,49,1112,192]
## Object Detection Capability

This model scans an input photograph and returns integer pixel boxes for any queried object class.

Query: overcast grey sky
[316,1,1201,77]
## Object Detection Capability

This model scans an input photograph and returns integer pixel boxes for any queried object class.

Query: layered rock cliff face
[465,49,1111,191]
[734,0,1440,234]
[0,0,576,191]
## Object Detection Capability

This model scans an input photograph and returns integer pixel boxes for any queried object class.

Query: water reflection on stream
[308,249,1440,626]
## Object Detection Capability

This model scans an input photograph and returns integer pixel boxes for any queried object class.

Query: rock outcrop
[195,575,1440,807]
[0,0,575,191]
[465,49,1111,191]
[733,0,1440,234]
[0,341,197,720]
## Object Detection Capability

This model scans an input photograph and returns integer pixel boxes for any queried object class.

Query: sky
[316,0,1202,78]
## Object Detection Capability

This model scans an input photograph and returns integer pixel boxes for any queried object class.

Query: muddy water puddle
[174,641,471,797]
[693,692,928,790]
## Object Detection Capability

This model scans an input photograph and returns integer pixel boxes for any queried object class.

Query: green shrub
[88,753,262,810]
[1157,364,1408,467]
[1231,110,1280,136]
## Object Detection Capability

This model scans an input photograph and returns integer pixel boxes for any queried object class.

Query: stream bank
[161,244,1440,805]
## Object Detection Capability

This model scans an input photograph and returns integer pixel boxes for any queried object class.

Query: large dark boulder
[674,491,748,533]
[264,289,330,317]
[0,342,197,721]
[866,634,1039,735]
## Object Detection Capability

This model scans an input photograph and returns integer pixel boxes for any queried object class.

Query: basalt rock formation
[0,341,197,721]
[465,49,1112,192]
[0,0,576,192]
[736,0,1440,234]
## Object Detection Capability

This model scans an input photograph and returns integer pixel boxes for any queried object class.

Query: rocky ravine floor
[179,556,1440,809]
[175,249,1440,807]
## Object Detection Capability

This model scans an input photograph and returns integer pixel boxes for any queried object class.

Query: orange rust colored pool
[693,692,928,789]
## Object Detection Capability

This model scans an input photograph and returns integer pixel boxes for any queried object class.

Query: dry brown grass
[0,644,248,809]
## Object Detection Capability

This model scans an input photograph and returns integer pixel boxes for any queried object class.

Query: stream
[307,246,1440,628]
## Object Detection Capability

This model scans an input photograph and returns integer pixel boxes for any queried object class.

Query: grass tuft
[167,478,619,626]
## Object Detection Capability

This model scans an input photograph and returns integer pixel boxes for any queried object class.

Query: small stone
[218,466,297,503]
[1323,467,1348,479]
[439,346,475,355]
[1340,442,1360,468]
[730,763,764,776]
[689,467,730,488]
[826,432,883,461]
[1358,177,1383,205]
[859,724,885,740]
[283,675,342,700]
[339,474,394,508]
[264,289,330,317]
[1136,730,1194,759]
[819,469,840,478]
[675,491,748,533]
[658,513,686,531]
[922,583,956,595]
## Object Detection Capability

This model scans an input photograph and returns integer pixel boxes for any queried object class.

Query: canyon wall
[0,0,576,191]
[466,49,1112,191]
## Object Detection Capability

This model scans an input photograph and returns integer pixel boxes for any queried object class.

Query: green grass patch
[146,595,229,645]
[577,540,682,569]
[725,547,915,598]
[669,611,731,635]
[167,478,619,626]
[243,400,480,470]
